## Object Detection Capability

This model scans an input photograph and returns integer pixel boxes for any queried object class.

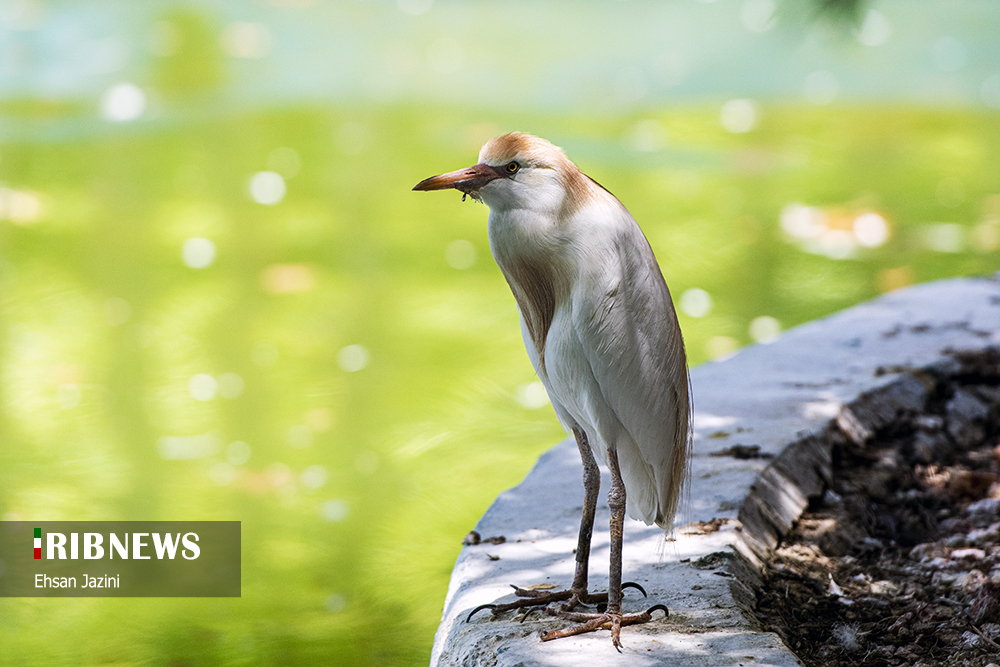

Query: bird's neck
[487,208,570,372]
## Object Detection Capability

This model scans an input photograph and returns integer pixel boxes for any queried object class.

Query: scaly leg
[467,427,646,621]
[606,441,627,645]
[538,444,667,649]
[566,425,601,606]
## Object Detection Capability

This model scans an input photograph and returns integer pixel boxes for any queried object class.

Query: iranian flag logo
[34,527,41,559]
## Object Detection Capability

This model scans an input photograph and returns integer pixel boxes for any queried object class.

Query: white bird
[414,132,690,648]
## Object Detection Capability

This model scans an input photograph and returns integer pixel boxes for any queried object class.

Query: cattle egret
[414,132,691,648]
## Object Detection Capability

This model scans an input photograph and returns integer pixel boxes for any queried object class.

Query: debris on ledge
[755,348,1000,665]
[430,274,1000,667]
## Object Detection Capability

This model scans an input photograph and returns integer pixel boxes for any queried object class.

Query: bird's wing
[570,205,690,529]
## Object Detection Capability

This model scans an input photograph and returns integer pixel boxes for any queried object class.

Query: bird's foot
[466,582,646,621]
[538,604,668,650]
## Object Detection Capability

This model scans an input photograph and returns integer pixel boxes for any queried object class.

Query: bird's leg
[565,425,600,608]
[538,444,667,649]
[604,443,627,647]
[468,426,630,621]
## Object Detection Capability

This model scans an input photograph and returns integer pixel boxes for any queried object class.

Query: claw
[646,604,669,618]
[621,581,647,597]
[519,605,547,623]
[467,603,497,622]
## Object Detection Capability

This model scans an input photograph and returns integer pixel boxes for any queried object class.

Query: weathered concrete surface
[430,275,1000,667]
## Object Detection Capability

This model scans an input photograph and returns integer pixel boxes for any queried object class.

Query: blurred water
[1,1,999,665]
[2,1,1000,121]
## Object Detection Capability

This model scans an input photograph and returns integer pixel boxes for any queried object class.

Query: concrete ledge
[430,275,1000,667]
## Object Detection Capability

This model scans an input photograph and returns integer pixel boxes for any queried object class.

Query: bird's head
[413,132,587,215]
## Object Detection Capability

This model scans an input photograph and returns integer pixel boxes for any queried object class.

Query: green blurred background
[1,0,999,664]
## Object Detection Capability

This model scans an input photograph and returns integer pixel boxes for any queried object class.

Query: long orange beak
[412,163,506,195]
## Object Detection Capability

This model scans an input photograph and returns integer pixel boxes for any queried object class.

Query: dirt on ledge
[755,350,1000,667]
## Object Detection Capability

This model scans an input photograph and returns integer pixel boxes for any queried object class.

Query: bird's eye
[505,161,519,174]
